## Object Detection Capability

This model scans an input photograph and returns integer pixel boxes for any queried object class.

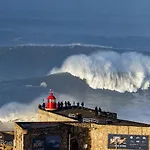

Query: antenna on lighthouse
[49,89,53,94]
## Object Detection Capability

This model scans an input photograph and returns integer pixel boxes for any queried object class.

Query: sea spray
[50,51,150,93]
[0,93,78,130]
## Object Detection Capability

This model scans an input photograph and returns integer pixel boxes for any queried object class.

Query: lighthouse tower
[45,90,56,110]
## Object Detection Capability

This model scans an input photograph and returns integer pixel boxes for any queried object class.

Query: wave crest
[18,43,113,49]
[49,51,150,93]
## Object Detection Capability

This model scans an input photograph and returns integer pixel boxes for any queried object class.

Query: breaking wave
[49,51,150,93]
[18,43,113,49]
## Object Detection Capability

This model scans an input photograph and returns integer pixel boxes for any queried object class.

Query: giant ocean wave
[50,51,150,93]
[1,44,150,93]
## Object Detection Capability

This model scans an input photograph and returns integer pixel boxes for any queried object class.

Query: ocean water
[0,0,150,129]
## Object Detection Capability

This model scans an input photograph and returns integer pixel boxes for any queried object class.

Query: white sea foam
[0,90,150,128]
[40,82,47,88]
[25,84,33,87]
[0,94,51,124]
[18,43,113,49]
[49,51,150,93]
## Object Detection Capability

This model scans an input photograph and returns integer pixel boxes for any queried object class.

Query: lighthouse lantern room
[45,90,56,110]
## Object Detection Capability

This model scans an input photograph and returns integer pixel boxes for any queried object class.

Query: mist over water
[1,84,150,127]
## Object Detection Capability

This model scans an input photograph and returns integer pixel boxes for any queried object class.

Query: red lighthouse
[45,90,56,110]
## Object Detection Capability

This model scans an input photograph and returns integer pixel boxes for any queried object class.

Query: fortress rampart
[37,107,150,150]
[90,123,150,150]
[38,108,77,122]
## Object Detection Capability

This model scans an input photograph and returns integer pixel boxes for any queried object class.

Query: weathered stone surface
[38,108,76,122]
[14,122,90,150]
[13,108,150,150]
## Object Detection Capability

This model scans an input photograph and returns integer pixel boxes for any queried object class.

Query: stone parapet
[38,108,77,122]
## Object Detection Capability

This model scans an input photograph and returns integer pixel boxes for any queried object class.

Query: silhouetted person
[38,104,41,109]
[95,106,98,115]
[42,102,45,109]
[65,101,67,108]
[81,102,84,108]
[67,101,71,107]
[57,102,60,109]
[98,107,102,112]
[77,102,79,107]
[61,102,63,108]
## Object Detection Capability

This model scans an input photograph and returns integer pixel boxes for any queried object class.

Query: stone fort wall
[14,122,91,150]
[13,123,27,150]
[38,108,77,122]
[90,123,150,150]
[38,108,150,150]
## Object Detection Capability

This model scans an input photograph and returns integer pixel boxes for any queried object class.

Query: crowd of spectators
[38,101,85,110]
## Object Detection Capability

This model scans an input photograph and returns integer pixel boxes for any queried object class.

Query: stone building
[13,105,150,150]
[13,122,90,150]
[13,91,150,150]
[37,106,150,150]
